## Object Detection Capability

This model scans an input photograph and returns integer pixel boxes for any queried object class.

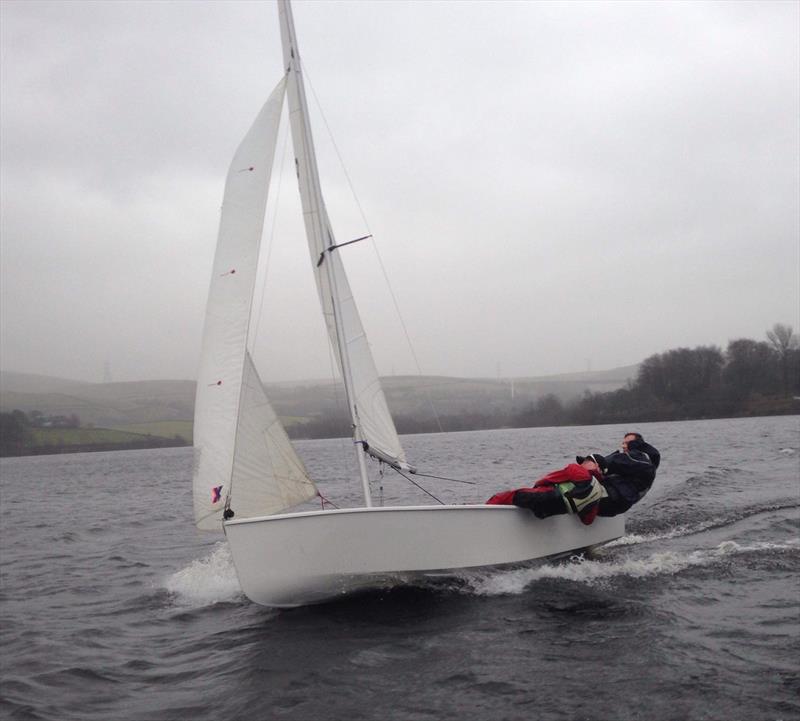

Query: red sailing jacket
[485,463,599,524]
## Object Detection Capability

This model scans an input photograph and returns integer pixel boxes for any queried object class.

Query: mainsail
[193,78,317,531]
[278,0,410,471]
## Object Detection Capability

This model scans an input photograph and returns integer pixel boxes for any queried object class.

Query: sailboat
[192,0,624,608]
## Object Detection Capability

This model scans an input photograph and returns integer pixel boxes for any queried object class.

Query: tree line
[524,322,799,427]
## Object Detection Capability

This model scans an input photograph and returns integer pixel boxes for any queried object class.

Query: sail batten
[193,78,317,531]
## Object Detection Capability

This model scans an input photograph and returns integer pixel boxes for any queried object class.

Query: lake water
[1,416,798,721]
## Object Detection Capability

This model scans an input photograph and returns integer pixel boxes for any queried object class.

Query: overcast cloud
[1,0,798,384]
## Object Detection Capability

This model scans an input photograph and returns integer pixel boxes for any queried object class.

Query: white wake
[456,538,800,597]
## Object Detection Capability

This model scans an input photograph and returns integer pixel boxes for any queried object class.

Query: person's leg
[512,488,569,519]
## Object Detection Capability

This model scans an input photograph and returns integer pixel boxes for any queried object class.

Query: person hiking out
[486,433,660,524]
[595,432,661,517]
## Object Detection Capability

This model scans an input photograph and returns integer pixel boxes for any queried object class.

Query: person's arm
[635,439,660,469]
[606,446,656,487]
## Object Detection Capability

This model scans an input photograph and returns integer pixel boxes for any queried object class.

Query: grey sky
[1,0,798,384]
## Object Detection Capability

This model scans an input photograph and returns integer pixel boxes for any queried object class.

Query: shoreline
[2,409,797,457]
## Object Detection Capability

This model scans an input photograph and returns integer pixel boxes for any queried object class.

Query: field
[19,426,190,455]
[109,421,194,442]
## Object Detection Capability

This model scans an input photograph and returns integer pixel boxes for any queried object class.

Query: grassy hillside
[0,366,638,440]
[0,372,91,395]
[9,425,190,456]
[265,369,638,423]
[1,378,196,427]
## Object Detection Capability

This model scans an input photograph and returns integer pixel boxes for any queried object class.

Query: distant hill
[0,365,638,432]
[0,372,91,396]
[1,372,196,428]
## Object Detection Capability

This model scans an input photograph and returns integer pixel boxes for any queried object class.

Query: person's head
[576,453,606,479]
[622,432,642,452]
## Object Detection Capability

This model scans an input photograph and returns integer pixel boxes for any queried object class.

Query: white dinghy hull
[224,505,624,607]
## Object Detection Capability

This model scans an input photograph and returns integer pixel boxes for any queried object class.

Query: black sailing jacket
[599,438,661,514]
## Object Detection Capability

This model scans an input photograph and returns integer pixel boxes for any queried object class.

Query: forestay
[193,78,317,531]
[278,0,410,471]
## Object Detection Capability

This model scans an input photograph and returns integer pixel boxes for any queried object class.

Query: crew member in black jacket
[582,432,660,517]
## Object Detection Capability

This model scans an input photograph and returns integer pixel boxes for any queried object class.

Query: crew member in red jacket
[486,454,608,525]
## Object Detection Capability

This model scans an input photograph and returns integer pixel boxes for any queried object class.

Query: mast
[277,0,373,505]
